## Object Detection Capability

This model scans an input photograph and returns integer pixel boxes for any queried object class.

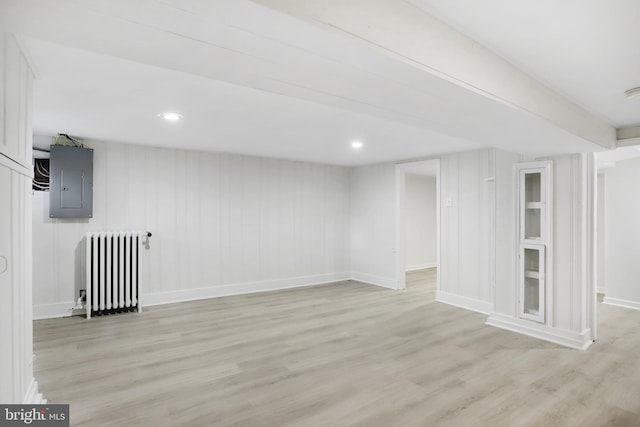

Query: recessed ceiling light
[624,87,640,100]
[158,112,183,121]
[351,141,364,149]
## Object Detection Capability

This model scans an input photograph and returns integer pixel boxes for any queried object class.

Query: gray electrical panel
[49,145,94,218]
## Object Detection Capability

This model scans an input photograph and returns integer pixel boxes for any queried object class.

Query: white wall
[32,138,598,349]
[437,149,493,313]
[551,154,591,335]
[436,148,521,316]
[603,157,640,308]
[435,148,593,348]
[349,163,398,289]
[33,139,351,317]
[492,149,520,316]
[597,173,605,294]
[404,174,437,271]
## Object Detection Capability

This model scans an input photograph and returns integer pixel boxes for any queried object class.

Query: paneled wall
[32,139,597,349]
[33,140,350,317]
[0,33,42,404]
[492,149,520,316]
[438,149,494,313]
[349,163,398,289]
[488,153,595,349]
[551,154,586,332]
[404,174,437,271]
[437,149,595,348]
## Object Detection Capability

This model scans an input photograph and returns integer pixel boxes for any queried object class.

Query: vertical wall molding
[488,149,497,315]
[582,153,597,340]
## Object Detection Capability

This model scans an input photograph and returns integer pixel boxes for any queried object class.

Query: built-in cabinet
[0,34,33,167]
[488,155,592,350]
[0,32,41,403]
[517,162,552,324]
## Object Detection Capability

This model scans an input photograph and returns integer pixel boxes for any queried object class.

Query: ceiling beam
[251,0,617,151]
[616,126,640,147]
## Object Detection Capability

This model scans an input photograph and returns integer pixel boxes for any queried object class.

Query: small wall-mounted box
[49,145,93,218]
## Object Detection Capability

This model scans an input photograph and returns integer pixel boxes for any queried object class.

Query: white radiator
[85,231,150,319]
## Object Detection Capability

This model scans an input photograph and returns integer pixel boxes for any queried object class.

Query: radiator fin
[85,231,144,319]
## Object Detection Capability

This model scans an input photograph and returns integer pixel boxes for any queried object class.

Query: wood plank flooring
[33,268,640,426]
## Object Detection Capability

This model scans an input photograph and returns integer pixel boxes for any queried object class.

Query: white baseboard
[405,263,437,272]
[597,287,606,295]
[32,273,352,318]
[350,272,398,290]
[23,378,46,404]
[603,296,640,311]
[486,313,592,350]
[143,272,351,307]
[436,290,492,315]
[33,301,76,320]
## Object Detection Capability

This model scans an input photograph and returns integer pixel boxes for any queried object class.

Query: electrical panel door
[49,145,93,218]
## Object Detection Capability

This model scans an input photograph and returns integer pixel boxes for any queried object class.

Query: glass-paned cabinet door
[520,244,545,323]
[520,168,546,242]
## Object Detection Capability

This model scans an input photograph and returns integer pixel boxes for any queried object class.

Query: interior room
[2,1,640,426]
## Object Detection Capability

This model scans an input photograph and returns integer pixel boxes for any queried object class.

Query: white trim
[583,152,597,342]
[143,272,351,307]
[395,159,441,293]
[488,149,497,330]
[603,296,640,311]
[616,126,640,143]
[436,161,441,294]
[597,287,606,295]
[0,152,32,177]
[350,272,398,290]
[436,290,492,315]
[616,136,640,147]
[395,168,406,290]
[23,378,46,404]
[405,262,437,272]
[515,160,553,326]
[12,34,41,80]
[34,273,351,318]
[486,313,592,350]
[33,301,76,320]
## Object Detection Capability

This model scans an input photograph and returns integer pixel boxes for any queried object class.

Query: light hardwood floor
[34,269,640,426]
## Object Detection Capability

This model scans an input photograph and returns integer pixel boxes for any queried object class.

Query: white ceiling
[1,0,635,166]
[25,38,479,165]
[408,0,640,128]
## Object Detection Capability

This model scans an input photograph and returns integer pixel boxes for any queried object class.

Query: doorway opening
[396,159,440,301]
[594,146,640,314]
